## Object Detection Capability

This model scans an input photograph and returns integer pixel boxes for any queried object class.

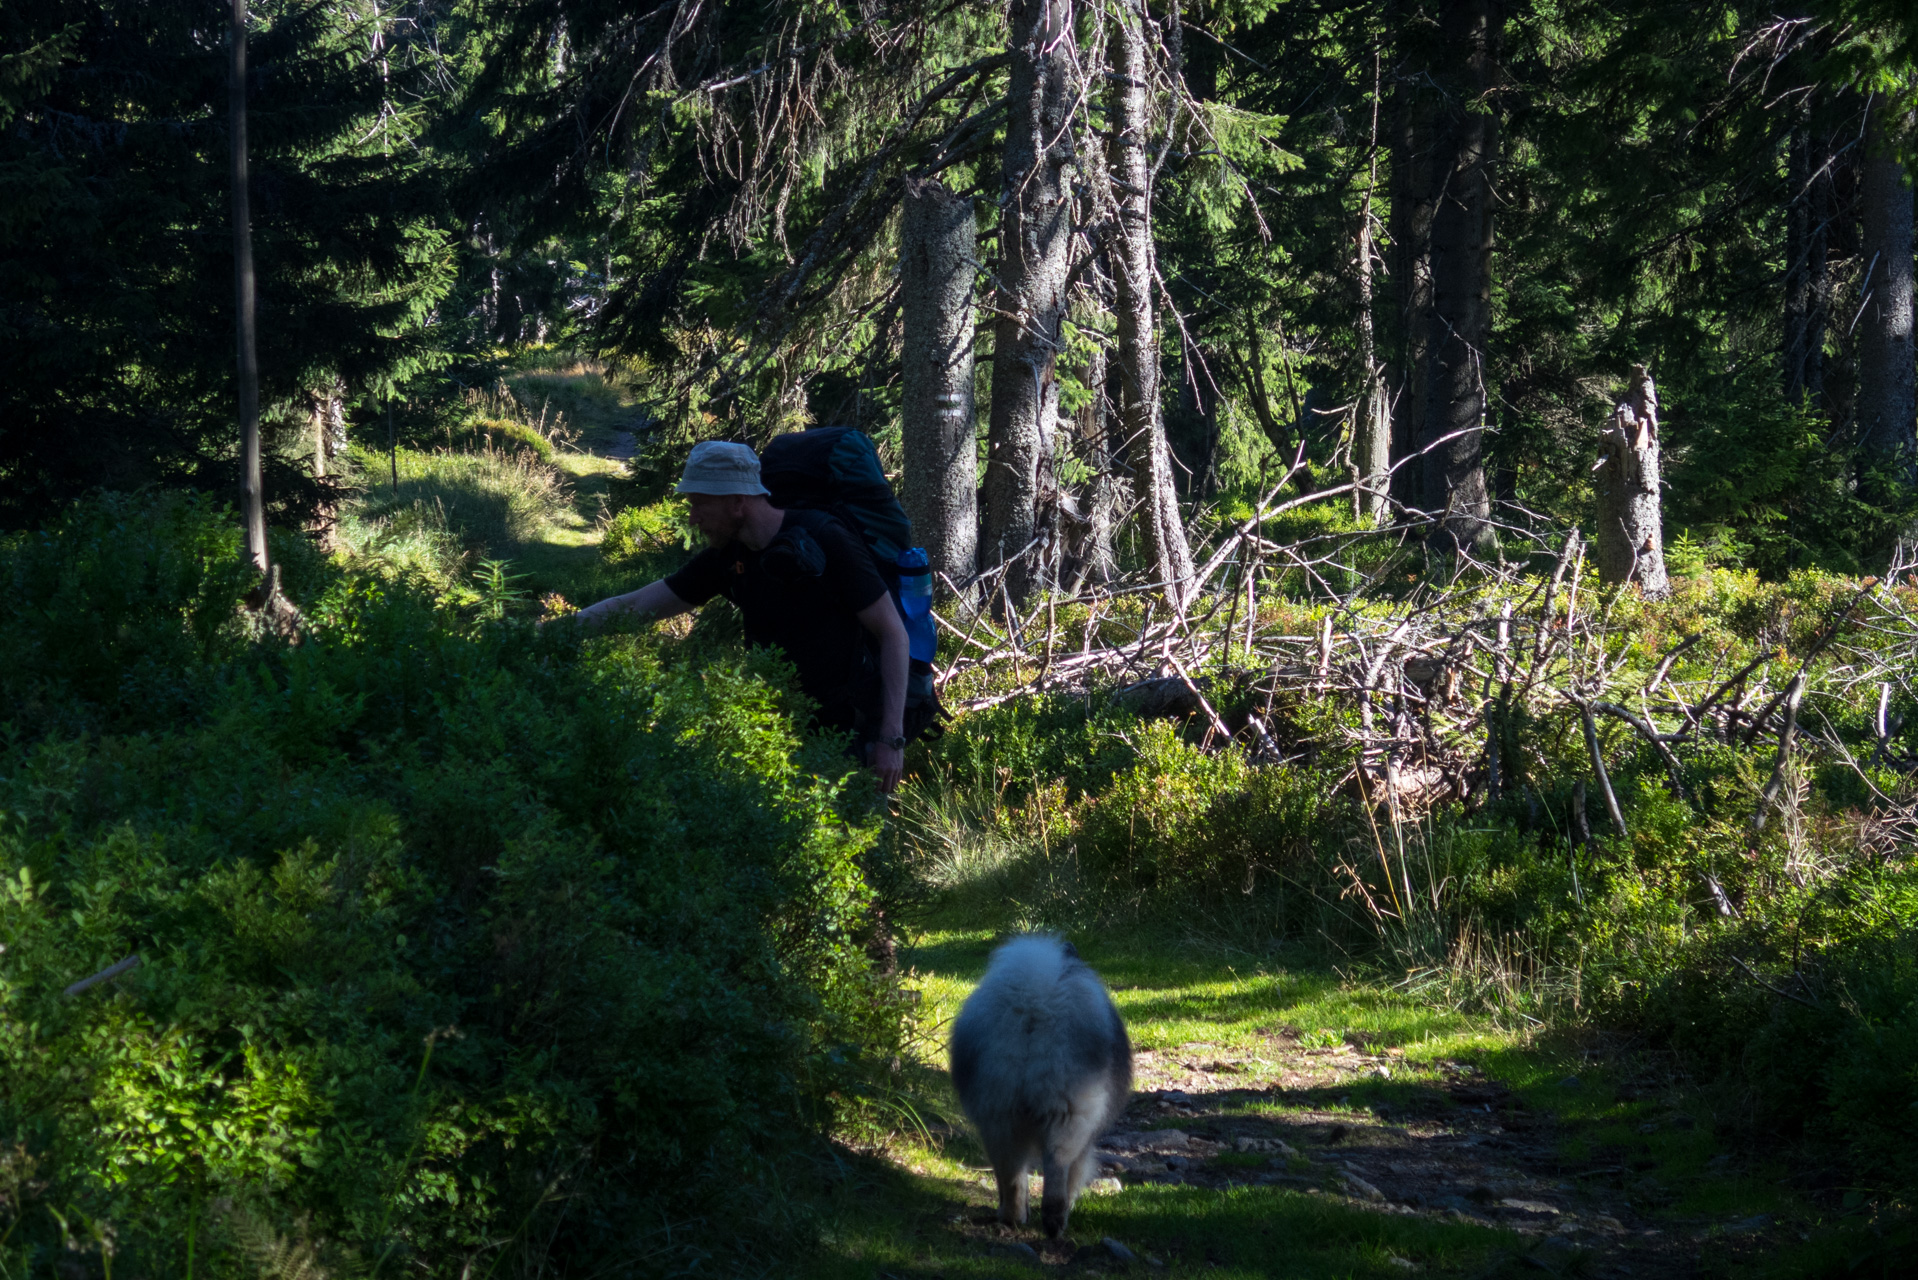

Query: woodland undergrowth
[0,493,908,1280]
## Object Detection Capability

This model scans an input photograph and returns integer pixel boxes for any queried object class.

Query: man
[575,441,908,792]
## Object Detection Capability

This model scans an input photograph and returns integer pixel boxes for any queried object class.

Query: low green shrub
[600,499,693,564]
[0,494,905,1277]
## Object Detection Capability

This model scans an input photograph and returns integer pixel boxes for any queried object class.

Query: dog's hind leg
[983,1131,1032,1226]
[993,1160,1030,1227]
[1038,1148,1076,1238]
[1065,1143,1100,1206]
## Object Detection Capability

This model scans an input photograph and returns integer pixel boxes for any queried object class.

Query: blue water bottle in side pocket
[895,547,937,664]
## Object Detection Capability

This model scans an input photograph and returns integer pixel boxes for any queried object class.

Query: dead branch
[1752,673,1807,834]
[1592,700,1689,801]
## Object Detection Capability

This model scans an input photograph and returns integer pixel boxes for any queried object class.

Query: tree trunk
[1783,109,1833,408]
[984,0,1076,604]
[1386,5,1437,512]
[310,383,345,480]
[1107,0,1196,609]
[311,395,327,479]
[1356,44,1392,525]
[231,0,267,575]
[1065,341,1121,590]
[900,177,980,592]
[1857,100,1915,485]
[1419,0,1498,554]
[1594,364,1669,598]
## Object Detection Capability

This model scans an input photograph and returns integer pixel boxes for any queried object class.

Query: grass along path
[337,359,679,610]
[497,362,651,605]
[807,928,1817,1279]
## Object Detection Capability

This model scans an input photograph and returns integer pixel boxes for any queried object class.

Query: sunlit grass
[904,928,1517,1065]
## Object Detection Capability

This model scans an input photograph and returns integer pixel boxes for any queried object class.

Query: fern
[227,1208,333,1280]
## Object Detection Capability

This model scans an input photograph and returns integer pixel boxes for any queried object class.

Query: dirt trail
[949,1031,1778,1276]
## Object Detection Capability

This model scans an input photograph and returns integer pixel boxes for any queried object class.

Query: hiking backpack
[759,426,946,740]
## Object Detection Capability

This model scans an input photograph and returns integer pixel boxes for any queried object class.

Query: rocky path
[945,1030,1781,1276]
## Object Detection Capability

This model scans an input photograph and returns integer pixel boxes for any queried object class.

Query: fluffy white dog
[949,934,1132,1237]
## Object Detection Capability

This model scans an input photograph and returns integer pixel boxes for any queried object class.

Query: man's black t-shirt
[664,509,889,729]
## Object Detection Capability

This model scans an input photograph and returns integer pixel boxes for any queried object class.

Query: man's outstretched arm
[855,594,909,794]
[574,579,692,627]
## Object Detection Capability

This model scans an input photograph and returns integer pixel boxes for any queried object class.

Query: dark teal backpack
[760,426,946,740]
[760,426,913,579]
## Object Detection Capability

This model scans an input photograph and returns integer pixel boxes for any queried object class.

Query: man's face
[684,493,749,547]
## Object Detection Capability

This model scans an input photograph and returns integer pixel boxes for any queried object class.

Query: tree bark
[1065,340,1121,590]
[231,0,267,575]
[1783,108,1833,409]
[1386,15,1436,513]
[1857,100,1915,485]
[984,0,1076,604]
[900,177,980,592]
[1594,364,1670,598]
[1107,0,1196,609]
[1356,44,1392,525]
[1419,0,1498,554]
[310,383,345,480]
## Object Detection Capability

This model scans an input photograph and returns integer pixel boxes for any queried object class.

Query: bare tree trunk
[309,383,345,480]
[1420,0,1498,554]
[231,0,267,575]
[1387,2,1436,512]
[1858,100,1915,486]
[1356,43,1392,525]
[900,177,980,592]
[1107,0,1196,609]
[310,395,327,479]
[984,0,1076,604]
[1594,364,1669,598]
[1784,109,1833,408]
[1065,340,1121,590]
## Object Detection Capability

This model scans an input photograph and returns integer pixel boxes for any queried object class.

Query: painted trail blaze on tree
[1595,364,1668,599]
[900,177,979,592]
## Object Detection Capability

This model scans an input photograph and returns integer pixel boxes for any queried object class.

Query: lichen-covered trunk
[1595,364,1669,598]
[1107,0,1195,610]
[984,0,1075,604]
[1857,102,1915,486]
[900,178,980,592]
[1419,0,1498,554]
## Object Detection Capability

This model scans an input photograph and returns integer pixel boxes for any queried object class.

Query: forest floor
[802,928,1823,1280]
[360,360,1845,1277]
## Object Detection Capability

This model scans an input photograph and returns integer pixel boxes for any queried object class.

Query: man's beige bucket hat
[676,441,770,496]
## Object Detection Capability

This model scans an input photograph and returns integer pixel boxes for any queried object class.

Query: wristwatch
[877,735,907,751]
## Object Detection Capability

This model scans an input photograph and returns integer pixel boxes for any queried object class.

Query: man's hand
[570,579,691,628]
[871,739,904,794]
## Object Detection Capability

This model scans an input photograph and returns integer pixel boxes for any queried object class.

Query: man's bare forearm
[575,579,690,627]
